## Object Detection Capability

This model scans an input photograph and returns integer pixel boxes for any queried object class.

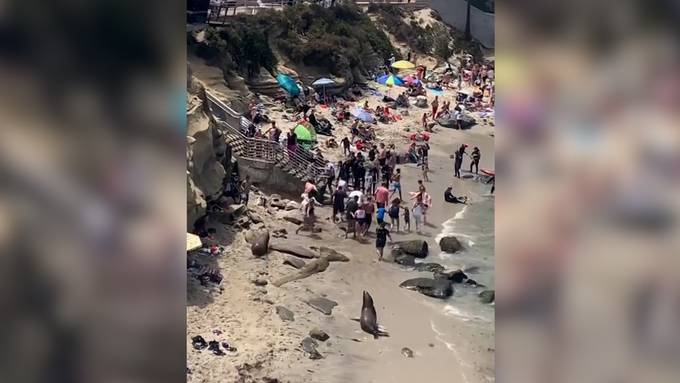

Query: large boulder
[399,278,454,299]
[396,240,429,258]
[439,236,463,253]
[251,230,270,257]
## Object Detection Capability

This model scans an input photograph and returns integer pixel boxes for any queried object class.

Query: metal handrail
[205,91,327,180]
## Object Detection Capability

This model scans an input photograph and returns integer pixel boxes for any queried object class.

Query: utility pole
[464,0,472,41]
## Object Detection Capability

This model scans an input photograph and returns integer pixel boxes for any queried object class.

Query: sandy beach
[187,72,495,382]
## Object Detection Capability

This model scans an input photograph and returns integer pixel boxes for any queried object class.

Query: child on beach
[388,198,401,232]
[355,204,367,236]
[375,222,393,261]
[412,200,425,234]
[390,168,402,200]
[421,162,430,182]
[403,205,411,232]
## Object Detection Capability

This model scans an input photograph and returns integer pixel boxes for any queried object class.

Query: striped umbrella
[377,74,404,87]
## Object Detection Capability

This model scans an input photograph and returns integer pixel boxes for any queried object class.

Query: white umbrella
[312,78,335,104]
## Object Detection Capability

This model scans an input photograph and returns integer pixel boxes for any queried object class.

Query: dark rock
[479,290,495,304]
[221,342,237,352]
[285,201,300,210]
[208,340,225,356]
[191,335,208,350]
[401,347,414,358]
[283,256,306,269]
[253,278,268,286]
[414,263,445,272]
[276,306,295,322]
[434,269,468,283]
[282,213,303,225]
[212,329,222,335]
[439,236,464,253]
[465,279,484,287]
[393,248,416,267]
[237,216,251,228]
[247,211,264,224]
[306,297,338,315]
[399,278,454,299]
[396,240,429,258]
[309,328,330,342]
[251,230,270,257]
[270,242,318,259]
[439,236,463,253]
[270,194,282,201]
[301,337,323,359]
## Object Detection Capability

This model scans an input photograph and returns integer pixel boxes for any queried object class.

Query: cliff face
[187,68,233,230]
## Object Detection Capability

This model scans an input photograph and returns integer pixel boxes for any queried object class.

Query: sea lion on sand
[360,291,389,339]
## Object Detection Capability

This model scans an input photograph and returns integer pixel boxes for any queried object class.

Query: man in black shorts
[331,186,347,223]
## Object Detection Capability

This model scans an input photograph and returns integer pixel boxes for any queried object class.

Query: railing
[205,91,327,181]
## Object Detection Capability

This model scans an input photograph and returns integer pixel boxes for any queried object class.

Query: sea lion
[360,291,389,339]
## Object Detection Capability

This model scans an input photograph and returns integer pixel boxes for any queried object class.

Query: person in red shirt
[374,182,390,209]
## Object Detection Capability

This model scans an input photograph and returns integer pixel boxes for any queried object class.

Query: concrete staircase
[205,91,326,183]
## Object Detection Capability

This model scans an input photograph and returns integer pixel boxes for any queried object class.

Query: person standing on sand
[239,175,251,205]
[431,96,439,118]
[325,161,336,192]
[454,144,467,178]
[412,199,425,234]
[345,195,359,239]
[331,186,347,223]
[390,168,402,200]
[470,147,481,174]
[422,112,429,130]
[402,205,411,232]
[341,136,351,156]
[421,162,430,182]
[388,198,401,232]
[355,203,367,236]
[374,182,390,209]
[375,222,393,261]
[362,196,375,235]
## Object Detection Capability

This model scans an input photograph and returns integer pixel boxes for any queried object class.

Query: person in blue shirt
[376,205,386,225]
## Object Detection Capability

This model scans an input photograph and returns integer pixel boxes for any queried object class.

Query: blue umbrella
[276,74,300,96]
[377,74,404,87]
[351,108,374,123]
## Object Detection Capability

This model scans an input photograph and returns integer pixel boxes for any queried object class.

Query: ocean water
[426,197,495,325]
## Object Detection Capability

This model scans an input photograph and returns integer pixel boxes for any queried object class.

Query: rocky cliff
[187,66,233,230]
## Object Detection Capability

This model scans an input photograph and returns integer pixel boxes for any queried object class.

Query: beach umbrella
[276,74,300,96]
[377,74,404,87]
[351,108,374,123]
[312,77,335,104]
[391,60,416,70]
[312,78,335,86]
[294,123,316,142]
